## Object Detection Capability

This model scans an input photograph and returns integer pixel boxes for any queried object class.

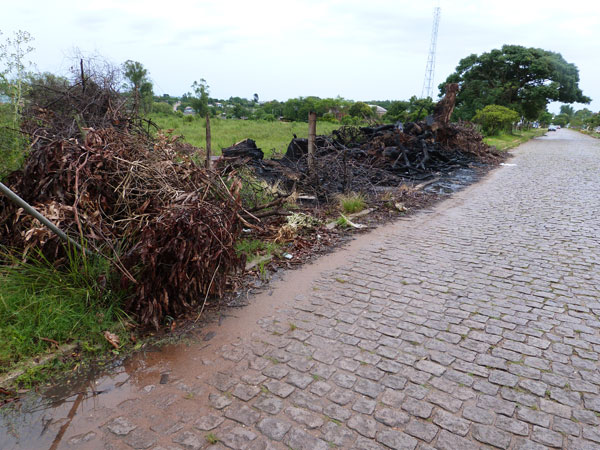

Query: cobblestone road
[86,130,600,449]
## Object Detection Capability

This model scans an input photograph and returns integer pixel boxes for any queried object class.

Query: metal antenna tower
[421,6,441,99]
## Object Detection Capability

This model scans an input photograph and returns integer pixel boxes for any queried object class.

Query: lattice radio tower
[421,6,441,99]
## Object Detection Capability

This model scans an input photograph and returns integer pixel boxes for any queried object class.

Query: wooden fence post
[307,111,317,176]
[205,113,212,170]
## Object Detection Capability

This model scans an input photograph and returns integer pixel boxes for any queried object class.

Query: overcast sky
[2,0,599,113]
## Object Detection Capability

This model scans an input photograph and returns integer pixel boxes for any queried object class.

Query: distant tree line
[151,92,438,126]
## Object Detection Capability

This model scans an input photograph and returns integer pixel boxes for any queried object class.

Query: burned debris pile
[218,84,503,203]
[222,120,503,202]
[0,74,245,328]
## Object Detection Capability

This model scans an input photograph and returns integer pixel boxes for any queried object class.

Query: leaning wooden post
[307,111,317,176]
[205,113,212,170]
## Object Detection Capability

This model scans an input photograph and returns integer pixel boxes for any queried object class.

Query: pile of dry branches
[0,71,245,328]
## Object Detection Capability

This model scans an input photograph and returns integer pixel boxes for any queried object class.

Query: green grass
[0,246,130,383]
[483,128,546,151]
[335,216,351,228]
[149,114,341,158]
[338,192,366,214]
[205,433,219,445]
[579,129,600,139]
[235,238,281,259]
[235,238,282,275]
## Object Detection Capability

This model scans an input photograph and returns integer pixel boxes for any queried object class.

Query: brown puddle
[0,350,167,449]
[0,163,497,450]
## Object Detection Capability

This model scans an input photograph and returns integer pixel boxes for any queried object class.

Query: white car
[548,125,557,131]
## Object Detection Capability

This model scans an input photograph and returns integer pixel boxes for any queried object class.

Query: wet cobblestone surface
[81,131,600,448]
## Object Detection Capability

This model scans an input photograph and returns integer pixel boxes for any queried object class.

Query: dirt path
[2,129,600,449]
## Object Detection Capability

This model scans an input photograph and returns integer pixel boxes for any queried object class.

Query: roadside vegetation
[579,129,600,139]
[483,128,546,151]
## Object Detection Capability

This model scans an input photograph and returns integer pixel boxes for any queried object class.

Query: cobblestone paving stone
[95,131,600,449]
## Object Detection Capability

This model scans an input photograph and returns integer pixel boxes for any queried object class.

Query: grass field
[483,128,546,151]
[150,114,341,158]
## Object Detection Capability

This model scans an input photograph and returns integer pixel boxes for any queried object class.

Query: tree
[348,101,374,119]
[0,30,34,120]
[553,113,569,127]
[538,111,553,126]
[441,45,590,121]
[570,108,593,128]
[259,100,283,118]
[123,60,153,114]
[472,105,519,135]
[405,96,435,122]
[253,93,259,103]
[190,79,209,116]
[559,104,574,120]
[232,103,250,119]
[383,100,409,122]
[587,113,600,129]
[1,30,34,175]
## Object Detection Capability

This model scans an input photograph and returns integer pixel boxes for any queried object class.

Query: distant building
[368,105,387,117]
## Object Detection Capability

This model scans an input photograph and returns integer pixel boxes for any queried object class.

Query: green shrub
[320,112,339,123]
[473,105,520,136]
[340,115,362,126]
[152,101,174,115]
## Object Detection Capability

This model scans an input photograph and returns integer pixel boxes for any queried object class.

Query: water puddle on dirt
[0,346,184,450]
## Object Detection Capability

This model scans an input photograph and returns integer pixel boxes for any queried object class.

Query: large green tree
[441,45,590,121]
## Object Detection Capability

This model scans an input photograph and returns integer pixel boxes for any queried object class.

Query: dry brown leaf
[103,331,120,349]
